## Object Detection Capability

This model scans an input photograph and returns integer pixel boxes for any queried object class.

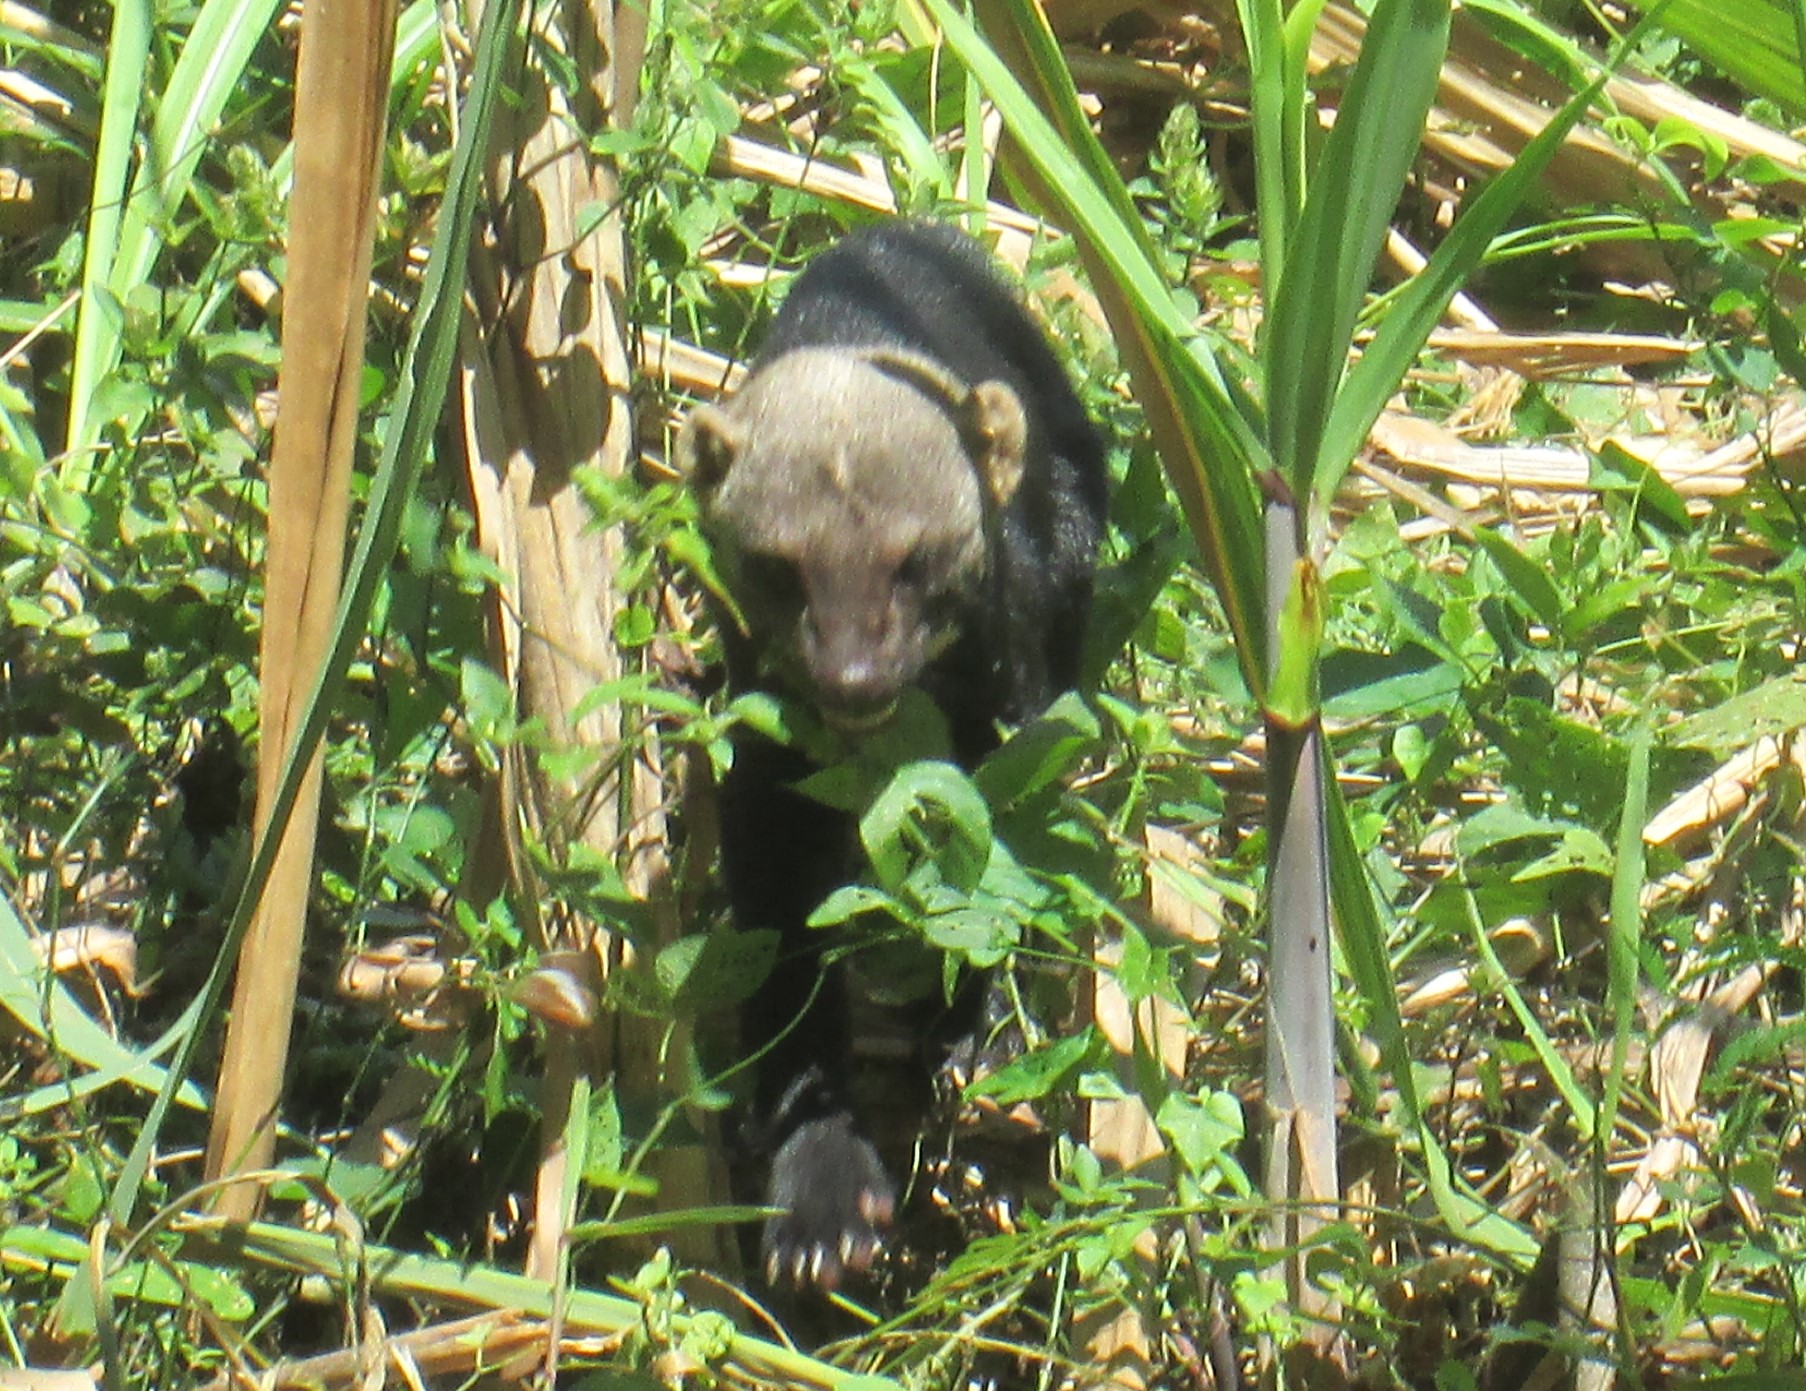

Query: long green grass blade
[971,0,1154,257]
[1461,880,1594,1142]
[114,0,287,294]
[1266,0,1449,501]
[1278,0,1329,257]
[1463,0,1599,90]
[65,0,290,473]
[0,897,209,1117]
[1234,0,1296,290]
[395,0,440,82]
[1598,729,1650,1152]
[62,0,151,483]
[218,1222,901,1388]
[1325,765,1537,1260]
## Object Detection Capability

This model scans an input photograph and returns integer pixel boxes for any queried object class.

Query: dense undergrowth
[4,0,1806,1386]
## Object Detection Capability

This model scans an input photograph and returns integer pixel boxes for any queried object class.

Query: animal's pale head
[680,347,1028,730]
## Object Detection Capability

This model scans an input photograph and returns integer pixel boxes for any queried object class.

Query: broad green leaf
[809,885,900,927]
[1156,1090,1251,1194]
[919,904,1019,961]
[967,1030,1096,1105]
[974,690,1100,806]
[1322,662,1463,722]
[1513,828,1614,881]
[860,760,993,894]
[654,931,778,1007]
[1472,697,1632,826]
[1591,440,1693,536]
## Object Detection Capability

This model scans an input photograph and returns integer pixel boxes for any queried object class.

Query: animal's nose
[810,645,896,714]
[802,612,904,722]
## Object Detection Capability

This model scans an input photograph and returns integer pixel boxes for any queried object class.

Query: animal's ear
[967,381,1027,509]
[676,404,741,496]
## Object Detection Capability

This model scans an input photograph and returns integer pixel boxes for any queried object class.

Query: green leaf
[1234,0,1304,284]
[860,761,993,895]
[1461,880,1595,1143]
[974,691,1099,806]
[1456,802,1579,857]
[1598,730,1651,1148]
[1513,827,1615,880]
[919,904,1019,963]
[1622,0,1806,117]
[1474,528,1565,636]
[808,885,899,927]
[655,931,777,1007]
[66,0,290,472]
[1670,670,1806,755]
[1322,648,1462,722]
[967,1029,1096,1105]
[1462,0,1598,90]
[1471,696,1631,826]
[63,0,152,477]
[1156,1090,1249,1192]
[1592,440,1692,535]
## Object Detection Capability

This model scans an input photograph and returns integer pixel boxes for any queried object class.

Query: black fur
[697,222,1106,1286]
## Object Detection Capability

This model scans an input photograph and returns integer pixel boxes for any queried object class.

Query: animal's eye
[740,552,803,612]
[896,546,934,592]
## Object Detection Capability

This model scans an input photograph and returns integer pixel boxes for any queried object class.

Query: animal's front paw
[762,1113,895,1289]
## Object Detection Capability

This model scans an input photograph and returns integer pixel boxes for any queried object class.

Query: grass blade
[213,1221,903,1388]
[62,0,150,483]
[1598,729,1651,1150]
[1233,0,1300,286]
[65,0,286,469]
[0,897,208,1116]
[1265,0,1450,500]
[1325,770,1538,1260]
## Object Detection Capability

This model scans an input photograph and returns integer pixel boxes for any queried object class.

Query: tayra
[679,220,1107,1287]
